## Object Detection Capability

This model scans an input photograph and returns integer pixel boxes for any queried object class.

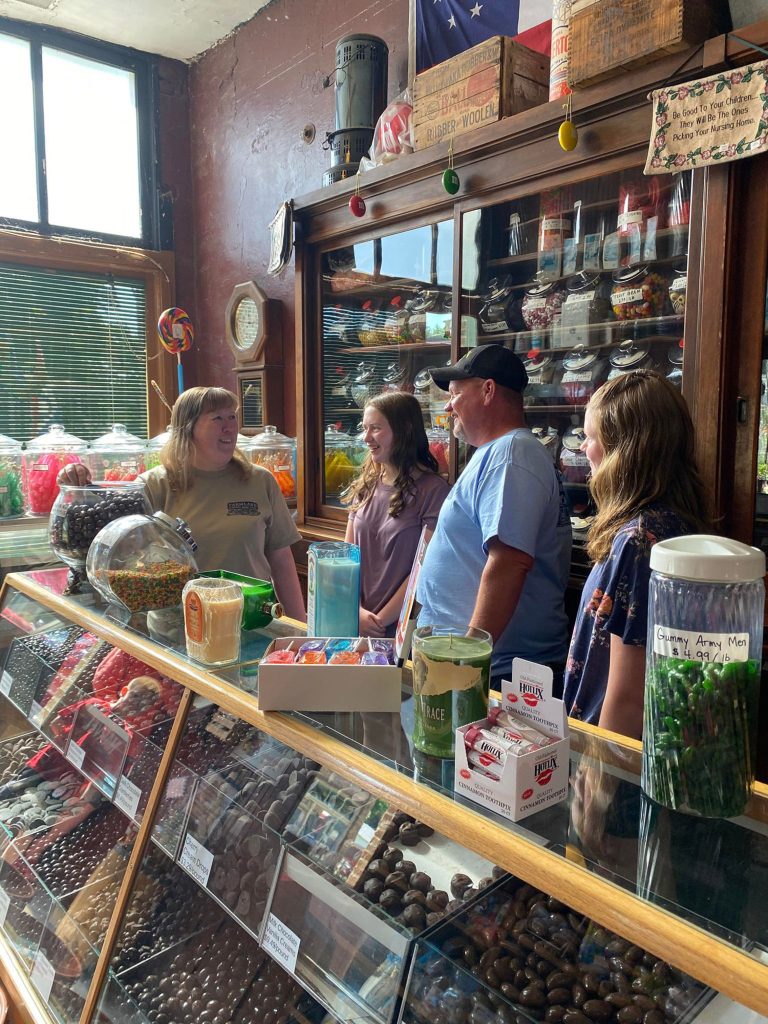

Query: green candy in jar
[0,434,24,518]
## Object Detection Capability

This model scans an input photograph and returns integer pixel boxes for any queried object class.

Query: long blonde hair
[161,387,250,492]
[342,392,438,518]
[587,370,710,563]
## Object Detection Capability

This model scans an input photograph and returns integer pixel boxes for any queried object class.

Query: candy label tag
[653,626,750,663]
[31,951,55,1003]
[0,887,9,927]
[179,834,213,886]
[115,776,142,819]
[66,742,85,771]
[0,671,12,696]
[263,913,300,974]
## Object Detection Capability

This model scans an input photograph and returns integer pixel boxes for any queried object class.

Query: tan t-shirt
[140,463,300,578]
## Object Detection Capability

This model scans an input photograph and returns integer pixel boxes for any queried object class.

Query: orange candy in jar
[22,424,88,516]
[249,426,297,503]
[88,423,147,482]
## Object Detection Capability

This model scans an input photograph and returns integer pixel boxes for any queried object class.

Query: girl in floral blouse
[563,370,709,738]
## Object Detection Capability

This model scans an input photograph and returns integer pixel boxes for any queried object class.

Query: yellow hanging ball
[558,119,578,152]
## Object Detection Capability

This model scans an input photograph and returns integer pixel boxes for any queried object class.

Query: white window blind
[0,262,148,444]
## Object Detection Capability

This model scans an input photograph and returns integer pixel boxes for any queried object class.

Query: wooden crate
[412,37,549,152]
[570,0,731,89]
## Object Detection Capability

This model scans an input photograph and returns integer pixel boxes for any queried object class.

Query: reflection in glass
[0,33,38,222]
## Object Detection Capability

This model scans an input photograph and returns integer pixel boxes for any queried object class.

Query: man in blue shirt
[416,345,572,690]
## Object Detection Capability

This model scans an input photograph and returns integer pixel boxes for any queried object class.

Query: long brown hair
[586,370,710,563]
[342,391,438,517]
[161,386,250,492]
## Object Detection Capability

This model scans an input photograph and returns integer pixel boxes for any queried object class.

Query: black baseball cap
[429,344,528,393]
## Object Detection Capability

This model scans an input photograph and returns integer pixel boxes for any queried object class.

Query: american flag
[414,0,552,74]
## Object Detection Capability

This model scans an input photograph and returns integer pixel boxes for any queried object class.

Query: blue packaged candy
[324,638,356,655]
[361,651,389,666]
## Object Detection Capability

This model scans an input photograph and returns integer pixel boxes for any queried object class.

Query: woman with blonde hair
[343,391,449,637]
[563,370,709,738]
[60,386,305,620]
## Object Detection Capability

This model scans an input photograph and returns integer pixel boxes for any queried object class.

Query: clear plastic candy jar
[559,425,591,486]
[522,350,558,405]
[324,426,363,499]
[642,535,764,818]
[87,511,198,611]
[382,362,410,393]
[50,481,150,571]
[607,339,654,380]
[560,345,609,404]
[145,425,171,470]
[0,433,23,519]
[350,363,377,408]
[478,278,523,335]
[521,280,568,334]
[250,426,297,505]
[611,265,669,321]
[427,426,450,476]
[413,368,433,411]
[88,423,147,481]
[558,273,613,348]
[22,424,88,516]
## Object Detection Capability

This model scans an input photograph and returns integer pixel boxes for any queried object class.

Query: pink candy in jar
[22,424,88,516]
[521,281,568,333]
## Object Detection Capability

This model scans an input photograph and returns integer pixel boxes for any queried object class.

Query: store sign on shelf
[645,59,768,175]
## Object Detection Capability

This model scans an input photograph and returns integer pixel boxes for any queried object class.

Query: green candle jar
[411,625,492,758]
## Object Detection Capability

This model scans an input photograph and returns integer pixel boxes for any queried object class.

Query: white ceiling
[0,0,273,61]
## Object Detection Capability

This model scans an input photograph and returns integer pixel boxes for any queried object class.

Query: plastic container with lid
[145,425,172,470]
[611,265,669,321]
[250,425,297,505]
[559,345,609,404]
[642,535,765,818]
[50,481,150,573]
[607,339,654,380]
[86,510,198,612]
[22,424,88,516]
[324,426,365,499]
[0,433,23,519]
[521,280,568,336]
[522,349,558,405]
[88,423,147,482]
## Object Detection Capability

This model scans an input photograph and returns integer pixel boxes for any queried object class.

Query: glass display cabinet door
[754,286,768,549]
[319,221,454,510]
[460,169,691,547]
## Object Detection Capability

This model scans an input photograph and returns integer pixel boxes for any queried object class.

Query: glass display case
[0,568,767,1024]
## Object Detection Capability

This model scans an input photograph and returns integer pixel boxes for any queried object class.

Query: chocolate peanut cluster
[404,875,707,1024]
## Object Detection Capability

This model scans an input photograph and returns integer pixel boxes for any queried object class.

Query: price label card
[66,741,86,771]
[0,671,12,697]
[29,701,44,726]
[114,776,142,819]
[263,913,300,974]
[179,834,213,886]
[30,950,55,1003]
[0,887,9,928]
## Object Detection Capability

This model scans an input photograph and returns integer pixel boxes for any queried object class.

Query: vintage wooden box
[569,0,732,89]
[412,36,549,152]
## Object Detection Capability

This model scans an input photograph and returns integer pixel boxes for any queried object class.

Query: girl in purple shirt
[343,392,449,637]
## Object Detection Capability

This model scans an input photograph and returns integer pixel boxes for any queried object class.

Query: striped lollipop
[157,307,194,393]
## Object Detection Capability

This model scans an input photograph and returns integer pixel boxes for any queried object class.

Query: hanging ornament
[349,170,366,217]
[442,139,460,195]
[558,91,578,152]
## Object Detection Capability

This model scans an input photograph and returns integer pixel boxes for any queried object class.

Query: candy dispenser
[86,511,198,612]
[642,536,765,818]
[144,425,171,470]
[22,424,88,517]
[88,424,147,481]
[0,432,23,519]
[249,426,297,506]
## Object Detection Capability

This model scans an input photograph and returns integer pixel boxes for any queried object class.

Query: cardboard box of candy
[454,659,570,822]
[258,637,403,713]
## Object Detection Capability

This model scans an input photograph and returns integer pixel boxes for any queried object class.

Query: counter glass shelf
[0,569,766,1023]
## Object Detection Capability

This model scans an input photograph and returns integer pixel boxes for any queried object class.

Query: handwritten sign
[646,60,768,175]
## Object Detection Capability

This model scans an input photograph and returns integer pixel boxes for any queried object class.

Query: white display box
[258,637,402,713]
[454,659,570,822]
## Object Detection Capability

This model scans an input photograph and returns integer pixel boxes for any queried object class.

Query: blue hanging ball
[442,168,460,195]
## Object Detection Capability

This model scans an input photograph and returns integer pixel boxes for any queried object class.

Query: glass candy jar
[88,423,147,481]
[87,511,198,612]
[350,363,377,408]
[521,280,568,336]
[667,338,684,388]
[22,424,88,516]
[50,481,150,589]
[611,265,669,321]
[0,433,23,519]
[607,339,654,380]
[250,426,297,505]
[145,425,171,470]
[427,426,450,477]
[324,426,361,500]
[559,425,590,486]
[560,345,609,404]
[522,350,558,406]
[642,536,764,818]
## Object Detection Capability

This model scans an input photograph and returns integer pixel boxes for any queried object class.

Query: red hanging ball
[349,194,366,217]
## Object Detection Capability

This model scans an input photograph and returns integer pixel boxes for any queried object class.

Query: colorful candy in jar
[250,426,297,501]
[0,433,23,519]
[611,266,670,321]
[22,424,88,516]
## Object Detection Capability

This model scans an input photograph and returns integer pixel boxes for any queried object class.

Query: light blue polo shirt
[417,428,572,674]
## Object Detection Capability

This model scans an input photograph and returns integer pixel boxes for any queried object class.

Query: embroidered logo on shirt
[227,501,260,516]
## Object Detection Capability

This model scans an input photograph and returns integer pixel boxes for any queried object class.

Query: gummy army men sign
[645,59,768,175]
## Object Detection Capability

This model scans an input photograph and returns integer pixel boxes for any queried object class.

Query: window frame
[0,228,176,439]
[0,16,160,249]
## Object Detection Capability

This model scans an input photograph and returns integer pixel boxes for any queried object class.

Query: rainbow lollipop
[157,307,194,394]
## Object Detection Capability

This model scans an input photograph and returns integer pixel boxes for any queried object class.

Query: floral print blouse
[563,506,690,724]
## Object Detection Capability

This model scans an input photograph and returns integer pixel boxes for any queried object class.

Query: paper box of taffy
[258,636,402,712]
[454,659,570,822]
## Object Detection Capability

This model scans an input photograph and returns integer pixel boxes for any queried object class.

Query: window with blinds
[0,262,148,445]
